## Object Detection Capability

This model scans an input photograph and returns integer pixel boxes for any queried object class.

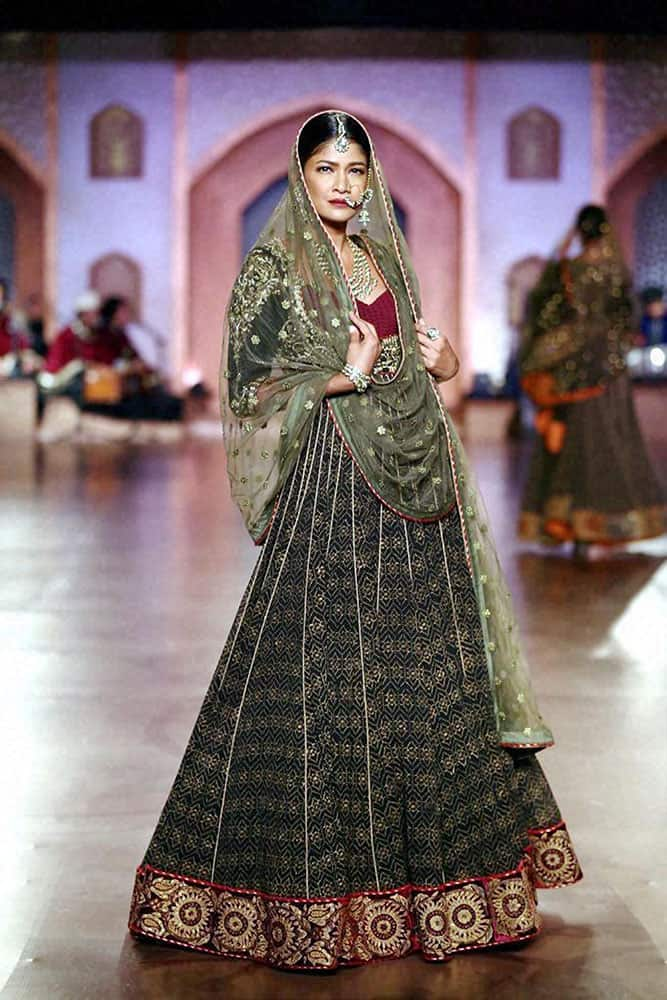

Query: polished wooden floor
[1,397,666,999]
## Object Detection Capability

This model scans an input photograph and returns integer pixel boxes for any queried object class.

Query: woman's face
[303,139,369,227]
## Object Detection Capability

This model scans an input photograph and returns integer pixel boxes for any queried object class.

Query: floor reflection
[1,408,666,998]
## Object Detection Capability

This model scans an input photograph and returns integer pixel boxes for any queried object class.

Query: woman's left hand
[415,318,459,382]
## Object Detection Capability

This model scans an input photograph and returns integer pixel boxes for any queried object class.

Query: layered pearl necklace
[345,237,378,300]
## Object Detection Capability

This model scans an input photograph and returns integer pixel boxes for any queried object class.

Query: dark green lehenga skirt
[519,373,666,544]
[129,403,581,969]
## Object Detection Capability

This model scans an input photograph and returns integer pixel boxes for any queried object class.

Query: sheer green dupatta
[440,412,555,749]
[221,241,343,541]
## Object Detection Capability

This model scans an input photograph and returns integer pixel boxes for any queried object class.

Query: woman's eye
[317,165,332,173]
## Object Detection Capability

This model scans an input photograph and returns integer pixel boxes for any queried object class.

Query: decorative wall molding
[506,255,545,330]
[606,127,667,272]
[0,125,46,314]
[89,104,144,179]
[605,125,667,197]
[507,106,561,180]
[462,33,479,393]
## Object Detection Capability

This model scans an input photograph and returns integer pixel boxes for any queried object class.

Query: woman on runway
[129,110,581,970]
[519,204,666,552]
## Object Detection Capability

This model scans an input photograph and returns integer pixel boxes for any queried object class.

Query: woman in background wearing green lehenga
[519,204,666,554]
[129,111,581,970]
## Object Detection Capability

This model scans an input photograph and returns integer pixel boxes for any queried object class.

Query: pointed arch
[606,127,667,272]
[0,129,45,307]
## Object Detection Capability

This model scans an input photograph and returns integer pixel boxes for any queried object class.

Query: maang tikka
[334,114,350,153]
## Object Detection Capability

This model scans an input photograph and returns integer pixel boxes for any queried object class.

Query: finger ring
[426,327,441,341]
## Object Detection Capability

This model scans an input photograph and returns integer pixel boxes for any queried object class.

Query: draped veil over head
[220,108,554,750]
[221,109,456,543]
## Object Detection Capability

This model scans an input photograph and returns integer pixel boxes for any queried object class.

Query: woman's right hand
[346,310,381,375]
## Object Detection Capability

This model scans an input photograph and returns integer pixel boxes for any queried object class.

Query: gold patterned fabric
[373,333,402,377]
[129,406,581,969]
[519,236,633,396]
[528,822,583,888]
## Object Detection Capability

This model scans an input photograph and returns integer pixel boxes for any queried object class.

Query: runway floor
[1,398,666,999]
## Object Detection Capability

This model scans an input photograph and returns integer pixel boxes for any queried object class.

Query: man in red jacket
[40,290,132,383]
[39,291,182,423]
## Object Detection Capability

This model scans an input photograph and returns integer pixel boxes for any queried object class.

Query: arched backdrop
[0,128,45,307]
[606,127,667,279]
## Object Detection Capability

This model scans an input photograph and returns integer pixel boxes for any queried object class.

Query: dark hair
[100,295,127,326]
[576,204,609,242]
[641,285,664,305]
[297,112,371,167]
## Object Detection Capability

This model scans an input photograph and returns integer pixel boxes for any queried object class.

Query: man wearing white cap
[38,291,183,439]
[40,288,146,392]
[40,290,107,390]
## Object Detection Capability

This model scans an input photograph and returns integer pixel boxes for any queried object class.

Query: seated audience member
[39,290,104,399]
[39,291,182,422]
[0,277,44,376]
[97,296,183,421]
[639,287,667,347]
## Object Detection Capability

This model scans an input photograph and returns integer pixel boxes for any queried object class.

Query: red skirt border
[128,821,581,971]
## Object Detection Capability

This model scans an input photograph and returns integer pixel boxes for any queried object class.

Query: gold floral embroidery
[442,884,493,947]
[412,893,452,957]
[529,825,582,887]
[373,334,402,377]
[342,893,411,962]
[264,900,310,966]
[229,379,260,417]
[130,856,551,968]
[215,892,266,955]
[488,872,537,937]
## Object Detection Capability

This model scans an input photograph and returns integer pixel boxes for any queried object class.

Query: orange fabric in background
[521,372,606,408]
[522,373,607,456]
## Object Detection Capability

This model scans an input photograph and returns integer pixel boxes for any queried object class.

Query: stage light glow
[182,366,203,388]
[649,347,666,369]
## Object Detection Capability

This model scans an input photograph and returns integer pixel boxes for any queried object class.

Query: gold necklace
[346,237,378,300]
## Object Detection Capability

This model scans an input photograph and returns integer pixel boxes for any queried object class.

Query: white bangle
[342,362,370,393]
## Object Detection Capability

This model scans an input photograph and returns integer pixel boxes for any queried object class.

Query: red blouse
[356,289,398,340]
